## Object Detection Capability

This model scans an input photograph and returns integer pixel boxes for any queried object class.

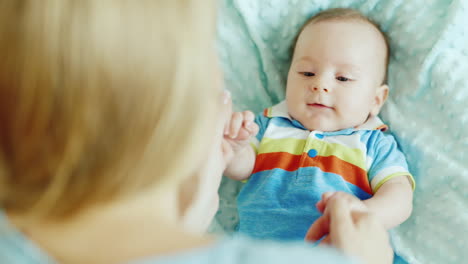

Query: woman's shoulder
[0,211,57,263]
[0,211,356,264]
[135,235,356,264]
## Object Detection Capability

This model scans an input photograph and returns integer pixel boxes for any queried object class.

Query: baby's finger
[248,122,260,137]
[242,111,255,129]
[316,192,335,213]
[229,112,243,139]
[316,200,325,213]
[243,110,255,120]
[236,122,259,141]
[322,192,334,202]
[236,127,253,141]
[318,235,331,246]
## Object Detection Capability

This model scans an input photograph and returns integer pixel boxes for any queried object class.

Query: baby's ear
[370,84,389,116]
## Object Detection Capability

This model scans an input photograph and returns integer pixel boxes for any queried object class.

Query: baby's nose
[312,86,329,93]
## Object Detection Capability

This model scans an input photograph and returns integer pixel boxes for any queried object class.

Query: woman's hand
[306,192,394,264]
[306,192,369,244]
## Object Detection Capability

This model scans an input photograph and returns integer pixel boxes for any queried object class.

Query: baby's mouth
[307,103,333,109]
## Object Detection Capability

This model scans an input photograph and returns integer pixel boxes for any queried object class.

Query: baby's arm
[314,131,414,231]
[308,179,412,243]
[359,131,415,229]
[362,176,413,229]
[223,111,258,181]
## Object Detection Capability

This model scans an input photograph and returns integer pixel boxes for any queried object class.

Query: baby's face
[286,19,388,132]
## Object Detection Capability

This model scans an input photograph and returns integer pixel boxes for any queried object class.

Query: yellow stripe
[258,137,306,155]
[316,141,365,169]
[372,172,415,193]
[258,137,365,169]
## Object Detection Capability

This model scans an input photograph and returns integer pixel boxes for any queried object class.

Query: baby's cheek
[337,103,368,125]
[343,95,368,111]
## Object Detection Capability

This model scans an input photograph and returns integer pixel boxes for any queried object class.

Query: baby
[223,8,415,241]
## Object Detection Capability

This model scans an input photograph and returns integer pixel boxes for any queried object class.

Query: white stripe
[264,123,310,140]
[366,156,374,171]
[323,133,366,152]
[269,101,290,118]
[250,136,260,148]
[324,134,367,161]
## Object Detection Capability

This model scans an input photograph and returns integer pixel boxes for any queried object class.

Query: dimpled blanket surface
[212,0,468,263]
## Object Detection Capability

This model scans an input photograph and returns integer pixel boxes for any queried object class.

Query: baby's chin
[300,118,354,132]
[304,124,344,132]
[290,111,362,132]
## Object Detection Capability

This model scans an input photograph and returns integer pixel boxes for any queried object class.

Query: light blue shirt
[0,211,356,264]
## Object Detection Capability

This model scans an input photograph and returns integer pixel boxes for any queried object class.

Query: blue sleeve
[367,131,415,192]
[254,113,270,142]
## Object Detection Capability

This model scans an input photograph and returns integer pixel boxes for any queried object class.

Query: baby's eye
[301,72,315,77]
[336,76,350,82]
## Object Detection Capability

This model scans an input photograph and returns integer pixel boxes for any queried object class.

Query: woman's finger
[221,140,234,166]
[327,195,355,239]
[304,214,329,242]
[222,90,232,135]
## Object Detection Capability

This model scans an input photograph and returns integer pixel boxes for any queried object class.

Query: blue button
[315,134,324,139]
[308,149,317,158]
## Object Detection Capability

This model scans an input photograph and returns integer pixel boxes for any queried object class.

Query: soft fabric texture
[214,0,468,264]
[237,101,412,240]
[0,211,355,264]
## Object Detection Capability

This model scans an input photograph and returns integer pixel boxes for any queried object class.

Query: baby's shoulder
[357,129,396,144]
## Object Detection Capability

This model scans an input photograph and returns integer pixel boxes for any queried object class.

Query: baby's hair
[291,8,391,84]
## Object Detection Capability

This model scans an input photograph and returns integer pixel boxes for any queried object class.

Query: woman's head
[0,0,221,220]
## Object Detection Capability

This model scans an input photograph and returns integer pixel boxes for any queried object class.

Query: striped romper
[237,101,414,240]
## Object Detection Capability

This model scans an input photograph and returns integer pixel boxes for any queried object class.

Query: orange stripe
[253,152,302,173]
[376,124,388,132]
[253,152,372,194]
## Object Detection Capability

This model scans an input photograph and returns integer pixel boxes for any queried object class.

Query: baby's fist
[224,111,259,141]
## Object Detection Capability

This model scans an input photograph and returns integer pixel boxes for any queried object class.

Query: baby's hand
[223,111,259,153]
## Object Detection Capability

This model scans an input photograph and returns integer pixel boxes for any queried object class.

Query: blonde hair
[292,8,390,83]
[0,0,219,220]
